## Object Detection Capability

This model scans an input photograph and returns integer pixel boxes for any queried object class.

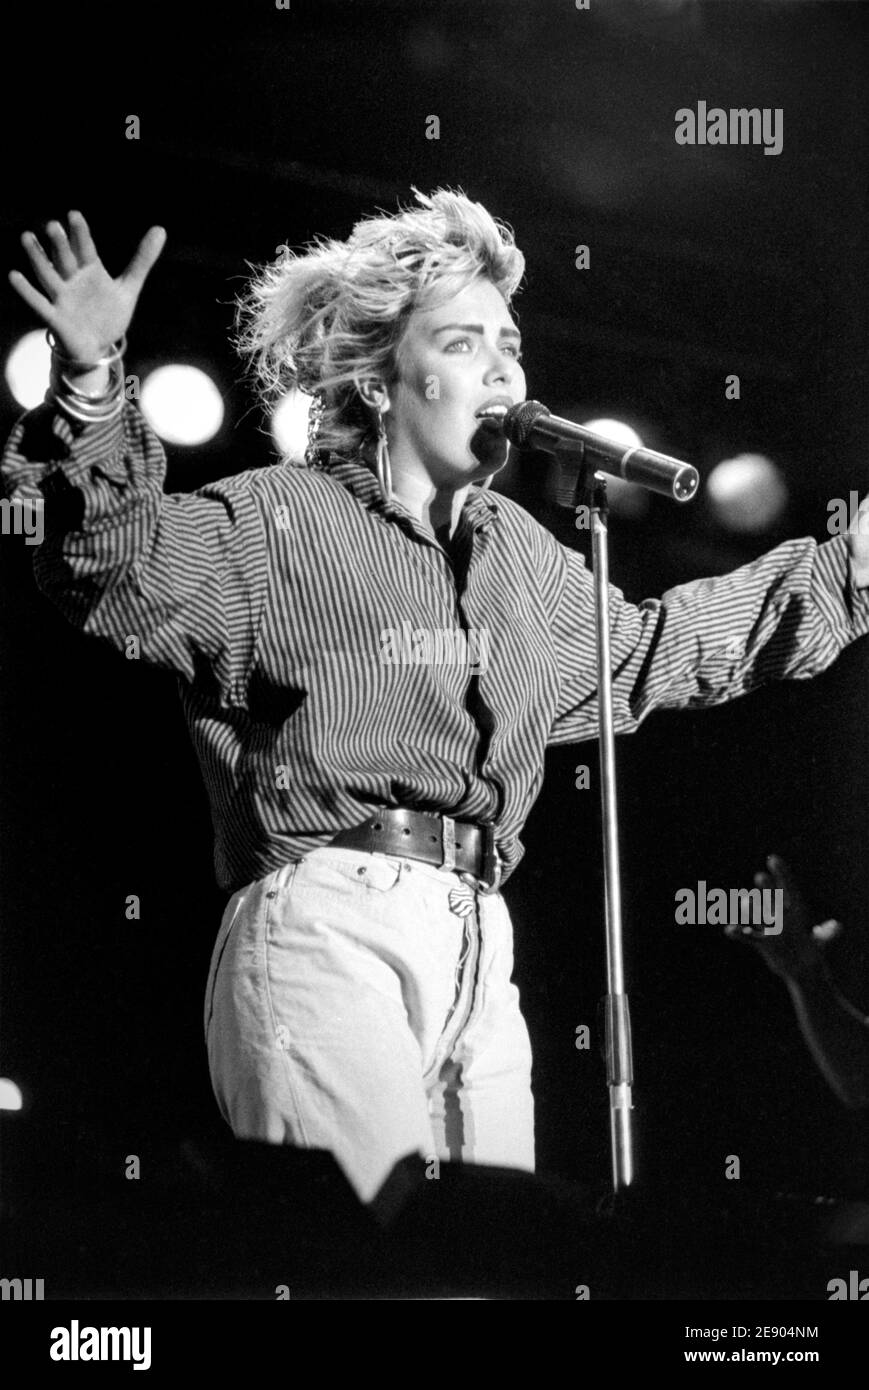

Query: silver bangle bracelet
[45,330,128,370]
[48,356,126,423]
[48,391,126,424]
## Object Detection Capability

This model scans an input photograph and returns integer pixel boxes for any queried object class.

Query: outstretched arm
[546,528,869,746]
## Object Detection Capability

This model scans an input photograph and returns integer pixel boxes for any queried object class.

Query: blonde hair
[234,187,525,462]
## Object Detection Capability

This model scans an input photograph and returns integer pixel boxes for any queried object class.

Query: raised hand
[8,212,166,367]
[725,853,842,981]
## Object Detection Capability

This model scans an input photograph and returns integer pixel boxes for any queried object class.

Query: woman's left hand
[846,492,869,587]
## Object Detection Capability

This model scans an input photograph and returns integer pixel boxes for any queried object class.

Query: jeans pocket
[203,890,246,1037]
[357,855,404,892]
[304,848,405,893]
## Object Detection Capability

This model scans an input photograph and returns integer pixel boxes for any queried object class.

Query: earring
[374,408,393,503]
[304,391,325,466]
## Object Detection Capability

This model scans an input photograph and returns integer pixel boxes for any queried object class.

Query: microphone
[502,400,700,503]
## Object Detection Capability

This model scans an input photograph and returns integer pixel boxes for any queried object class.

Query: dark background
[1,0,867,1265]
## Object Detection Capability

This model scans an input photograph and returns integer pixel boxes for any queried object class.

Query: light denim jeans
[204,845,535,1202]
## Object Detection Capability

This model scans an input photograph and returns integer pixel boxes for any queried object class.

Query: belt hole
[373,821,383,831]
[401,827,411,836]
[429,834,437,842]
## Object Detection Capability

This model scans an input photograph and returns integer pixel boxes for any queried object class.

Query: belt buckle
[478,824,503,895]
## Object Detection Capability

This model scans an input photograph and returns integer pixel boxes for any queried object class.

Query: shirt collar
[316,452,500,537]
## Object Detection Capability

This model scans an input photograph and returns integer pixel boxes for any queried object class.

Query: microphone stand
[576,462,635,1193]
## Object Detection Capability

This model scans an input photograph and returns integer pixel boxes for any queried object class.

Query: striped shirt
[3,399,869,893]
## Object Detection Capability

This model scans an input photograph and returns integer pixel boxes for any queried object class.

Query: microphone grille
[503,399,550,447]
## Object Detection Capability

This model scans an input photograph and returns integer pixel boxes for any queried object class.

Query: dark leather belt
[329,807,503,893]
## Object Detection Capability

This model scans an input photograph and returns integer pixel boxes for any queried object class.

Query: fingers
[66,210,98,265]
[19,230,64,296]
[12,213,95,308]
[121,225,167,291]
[752,853,792,912]
[849,493,869,528]
[44,220,78,276]
[812,918,843,943]
[724,921,752,941]
[724,919,767,943]
[733,889,770,939]
[7,269,56,322]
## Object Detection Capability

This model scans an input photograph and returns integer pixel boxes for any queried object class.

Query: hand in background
[725,853,842,981]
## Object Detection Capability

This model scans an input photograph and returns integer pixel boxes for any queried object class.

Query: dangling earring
[374,408,393,503]
[304,391,325,466]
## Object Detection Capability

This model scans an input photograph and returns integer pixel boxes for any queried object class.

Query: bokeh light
[4,330,51,410]
[707,452,788,533]
[271,390,314,462]
[140,365,225,446]
[582,417,649,519]
[0,1078,23,1111]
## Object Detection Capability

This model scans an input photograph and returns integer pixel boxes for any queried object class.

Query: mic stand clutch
[575,461,635,1193]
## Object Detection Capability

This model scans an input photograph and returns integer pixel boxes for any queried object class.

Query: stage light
[140,365,224,446]
[4,330,51,410]
[707,453,788,533]
[0,1078,23,1111]
[582,417,644,451]
[271,390,314,463]
[581,417,649,519]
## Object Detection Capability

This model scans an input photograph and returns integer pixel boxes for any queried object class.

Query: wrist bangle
[48,390,125,424]
[57,366,119,399]
[48,355,126,423]
[45,330,127,370]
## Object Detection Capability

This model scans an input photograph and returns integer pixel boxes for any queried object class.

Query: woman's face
[383,276,526,489]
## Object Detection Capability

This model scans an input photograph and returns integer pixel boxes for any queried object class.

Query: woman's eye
[444,337,522,360]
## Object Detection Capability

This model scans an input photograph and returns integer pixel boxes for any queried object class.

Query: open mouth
[470,406,512,464]
[474,404,510,430]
